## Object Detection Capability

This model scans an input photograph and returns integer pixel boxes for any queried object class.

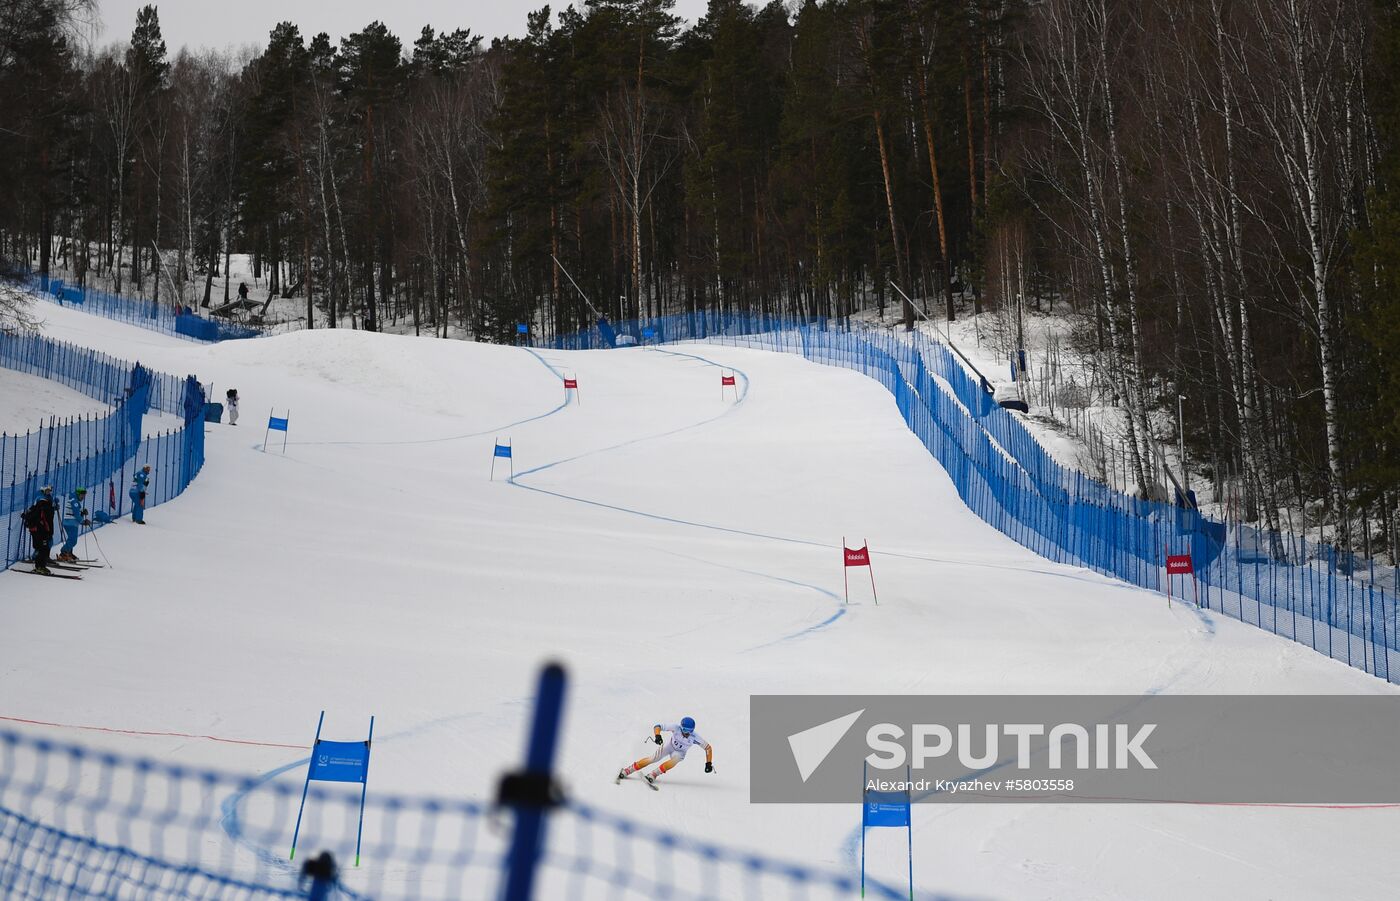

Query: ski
[644,774,659,791]
[16,568,82,580]
[48,562,85,572]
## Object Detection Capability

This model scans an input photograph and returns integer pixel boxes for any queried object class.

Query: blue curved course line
[514,478,1145,593]
[284,346,572,448]
[747,608,847,651]
[219,759,308,873]
[508,348,855,649]
[648,545,849,650]
[508,346,749,481]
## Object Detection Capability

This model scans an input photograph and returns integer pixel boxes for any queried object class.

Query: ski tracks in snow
[509,345,854,649]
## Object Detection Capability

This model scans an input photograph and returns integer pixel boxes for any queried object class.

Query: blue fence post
[499,662,567,901]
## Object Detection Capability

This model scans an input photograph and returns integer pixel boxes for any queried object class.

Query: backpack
[21,501,46,531]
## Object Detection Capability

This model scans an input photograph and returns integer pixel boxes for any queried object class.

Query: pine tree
[337,22,404,331]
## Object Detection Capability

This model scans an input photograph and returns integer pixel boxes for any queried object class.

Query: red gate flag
[1163,546,1198,608]
[563,373,582,404]
[720,371,739,402]
[843,538,879,605]
[1166,554,1194,575]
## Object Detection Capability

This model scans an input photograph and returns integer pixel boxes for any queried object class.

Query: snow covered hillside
[0,367,112,435]
[2,300,1397,900]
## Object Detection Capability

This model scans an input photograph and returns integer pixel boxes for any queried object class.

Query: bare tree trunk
[1093,0,1152,494]
[909,0,953,321]
[854,14,910,328]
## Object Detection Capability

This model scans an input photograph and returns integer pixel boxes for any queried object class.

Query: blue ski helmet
[680,716,696,734]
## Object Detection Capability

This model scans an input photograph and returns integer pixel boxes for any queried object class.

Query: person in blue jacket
[57,487,91,562]
[130,465,151,524]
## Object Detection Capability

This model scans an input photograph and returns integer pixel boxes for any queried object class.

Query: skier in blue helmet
[617,716,714,789]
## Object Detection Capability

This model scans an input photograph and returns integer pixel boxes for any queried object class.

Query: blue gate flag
[517,323,529,335]
[861,761,913,900]
[309,740,370,783]
[864,794,911,828]
[291,712,375,868]
[264,408,291,454]
[491,438,514,481]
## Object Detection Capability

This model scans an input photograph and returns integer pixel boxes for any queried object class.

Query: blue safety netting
[24,274,260,343]
[0,728,911,900]
[548,313,1397,684]
[1,330,206,571]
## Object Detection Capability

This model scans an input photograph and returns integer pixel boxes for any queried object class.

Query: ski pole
[89,526,113,570]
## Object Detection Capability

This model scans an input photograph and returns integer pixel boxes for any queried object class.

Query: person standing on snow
[617,716,714,788]
[225,388,240,426]
[57,487,91,562]
[130,465,151,524]
[23,487,56,574]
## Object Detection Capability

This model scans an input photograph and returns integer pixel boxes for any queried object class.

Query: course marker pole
[865,537,879,605]
[354,716,374,867]
[289,711,325,861]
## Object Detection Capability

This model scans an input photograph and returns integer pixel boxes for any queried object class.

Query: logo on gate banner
[309,740,370,783]
[1166,554,1193,575]
[865,797,911,826]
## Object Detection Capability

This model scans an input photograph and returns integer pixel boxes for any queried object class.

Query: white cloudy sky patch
[97,0,714,53]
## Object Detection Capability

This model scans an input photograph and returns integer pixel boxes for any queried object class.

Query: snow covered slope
[0,367,112,435]
[2,299,1396,900]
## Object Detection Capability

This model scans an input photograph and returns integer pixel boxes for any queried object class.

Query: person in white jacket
[225,388,240,426]
[617,717,714,788]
